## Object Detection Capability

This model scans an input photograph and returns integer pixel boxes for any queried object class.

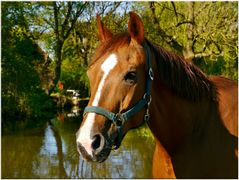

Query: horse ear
[96,14,113,42]
[128,12,145,44]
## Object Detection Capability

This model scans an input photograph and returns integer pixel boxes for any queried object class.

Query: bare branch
[171,2,178,23]
[43,17,54,29]
[61,2,73,37]
[176,21,194,27]
[106,2,121,16]
[155,2,186,19]
[194,3,210,17]
[64,2,89,40]
[194,50,222,59]
[53,2,60,41]
[149,2,184,52]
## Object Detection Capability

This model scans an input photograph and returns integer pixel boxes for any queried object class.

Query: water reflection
[76,133,154,178]
[66,106,81,117]
[35,124,67,178]
[2,126,46,178]
[2,107,155,178]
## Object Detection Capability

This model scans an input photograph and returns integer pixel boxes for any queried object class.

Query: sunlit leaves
[132,2,238,79]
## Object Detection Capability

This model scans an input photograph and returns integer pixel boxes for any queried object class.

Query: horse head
[76,12,152,162]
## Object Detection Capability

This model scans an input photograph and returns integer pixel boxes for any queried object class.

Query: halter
[83,41,154,149]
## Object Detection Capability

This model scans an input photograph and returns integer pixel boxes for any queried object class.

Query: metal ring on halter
[144,108,150,122]
[149,68,154,80]
[143,93,152,105]
[114,113,125,127]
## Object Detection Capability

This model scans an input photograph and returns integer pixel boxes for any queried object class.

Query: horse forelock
[146,39,217,102]
[89,33,131,68]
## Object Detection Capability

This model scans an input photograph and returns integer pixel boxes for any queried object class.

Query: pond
[2,106,155,178]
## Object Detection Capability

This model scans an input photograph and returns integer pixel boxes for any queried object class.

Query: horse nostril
[92,134,101,150]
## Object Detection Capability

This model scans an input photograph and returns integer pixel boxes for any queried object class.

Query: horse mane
[146,39,217,102]
[90,33,217,102]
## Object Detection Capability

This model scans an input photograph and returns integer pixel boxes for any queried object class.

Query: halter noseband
[83,41,154,149]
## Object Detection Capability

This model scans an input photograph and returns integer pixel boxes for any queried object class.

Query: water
[2,107,155,178]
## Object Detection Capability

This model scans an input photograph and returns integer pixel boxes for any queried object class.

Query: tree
[41,2,88,95]
[2,2,55,124]
[29,2,127,95]
[133,2,238,79]
[56,2,130,96]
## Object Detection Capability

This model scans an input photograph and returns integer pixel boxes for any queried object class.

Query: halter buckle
[114,113,125,127]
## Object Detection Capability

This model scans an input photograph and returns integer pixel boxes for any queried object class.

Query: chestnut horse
[76,12,238,178]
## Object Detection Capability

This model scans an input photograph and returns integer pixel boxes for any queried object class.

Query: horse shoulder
[152,140,176,178]
[209,76,238,137]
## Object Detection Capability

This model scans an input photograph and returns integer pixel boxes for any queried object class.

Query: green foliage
[135,124,154,140]
[60,64,89,97]
[2,2,55,126]
[194,56,238,79]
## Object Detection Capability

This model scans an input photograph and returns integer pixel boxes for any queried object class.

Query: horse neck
[147,74,213,154]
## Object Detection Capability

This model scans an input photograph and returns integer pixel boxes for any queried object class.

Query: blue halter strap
[83,41,154,149]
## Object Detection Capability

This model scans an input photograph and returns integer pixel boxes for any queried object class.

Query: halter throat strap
[83,41,153,148]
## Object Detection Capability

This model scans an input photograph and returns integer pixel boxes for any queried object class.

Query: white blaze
[77,54,118,156]
[92,54,118,106]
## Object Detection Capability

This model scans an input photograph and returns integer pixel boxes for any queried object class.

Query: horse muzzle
[76,128,120,162]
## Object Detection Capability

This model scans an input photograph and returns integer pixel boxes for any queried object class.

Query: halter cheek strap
[83,41,153,149]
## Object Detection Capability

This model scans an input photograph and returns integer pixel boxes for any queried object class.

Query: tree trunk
[47,41,63,95]
[183,2,195,61]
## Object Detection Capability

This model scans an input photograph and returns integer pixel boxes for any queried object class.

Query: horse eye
[124,71,137,84]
